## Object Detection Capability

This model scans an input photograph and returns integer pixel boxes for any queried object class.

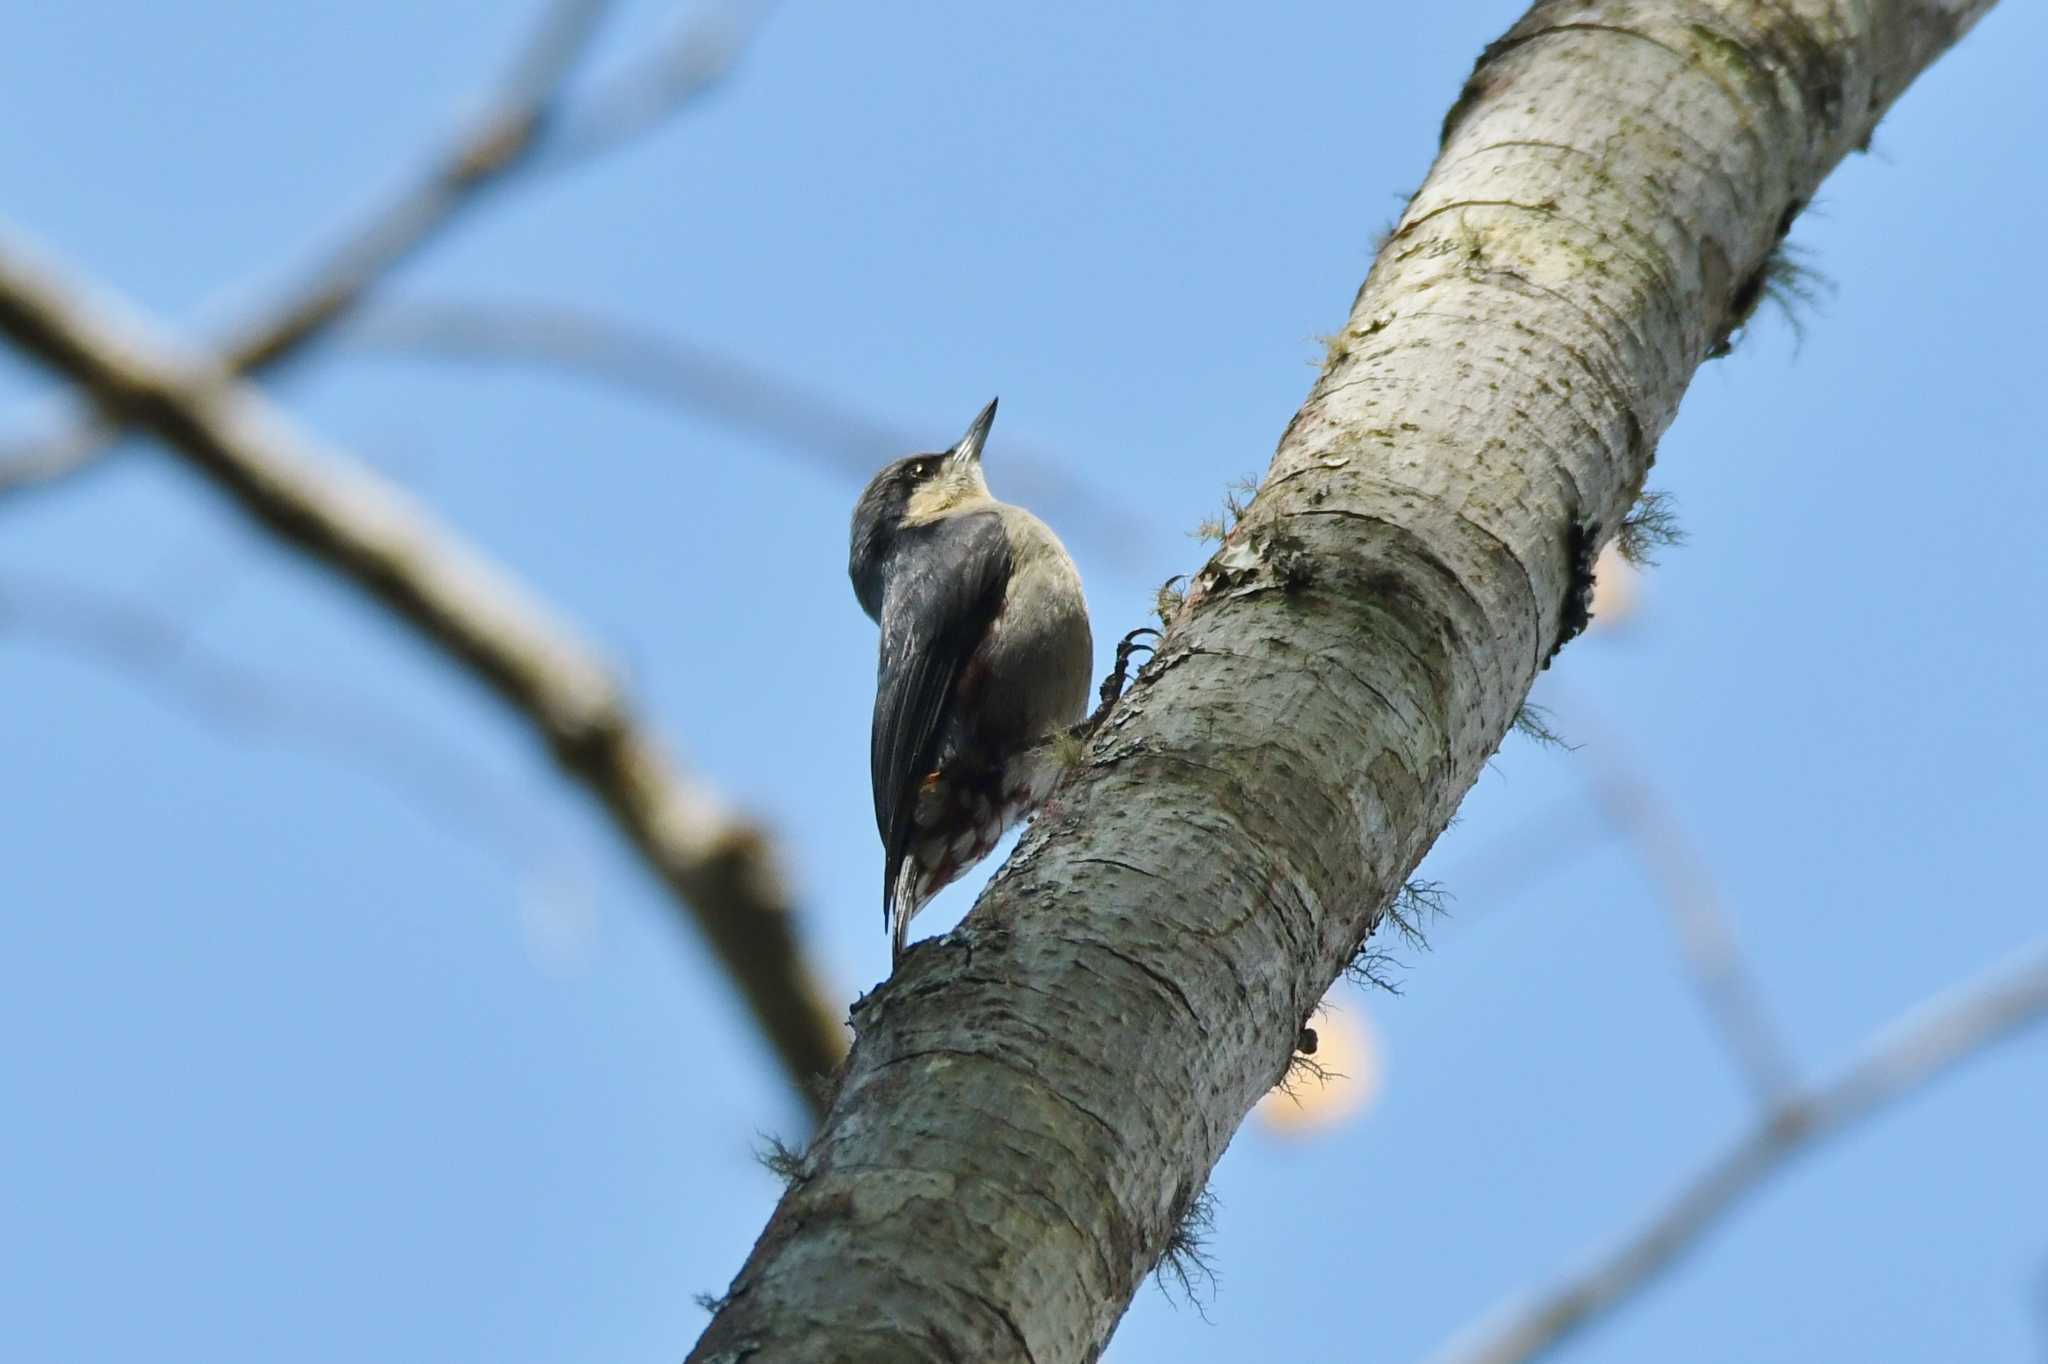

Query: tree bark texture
[693,1,1996,1358]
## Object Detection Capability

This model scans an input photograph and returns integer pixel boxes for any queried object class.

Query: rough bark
[691,1,1999,1359]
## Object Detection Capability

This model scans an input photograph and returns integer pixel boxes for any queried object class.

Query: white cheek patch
[903,470,990,524]
[904,482,948,522]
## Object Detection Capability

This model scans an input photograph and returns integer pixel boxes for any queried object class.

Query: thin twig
[0,420,109,495]
[1420,937,2048,1364]
[0,0,767,497]
[0,569,548,867]
[0,225,846,1117]
[355,298,915,470]
[1546,686,1799,1106]
[542,0,779,165]
[209,0,622,377]
[342,296,1151,574]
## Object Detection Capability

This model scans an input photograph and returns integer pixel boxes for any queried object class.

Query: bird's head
[850,399,999,611]
[896,397,997,520]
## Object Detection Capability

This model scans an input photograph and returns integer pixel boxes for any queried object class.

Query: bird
[849,398,1094,966]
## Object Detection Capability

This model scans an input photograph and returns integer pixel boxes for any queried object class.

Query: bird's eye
[908,460,933,481]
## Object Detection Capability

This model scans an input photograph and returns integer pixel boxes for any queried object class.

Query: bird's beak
[949,398,998,467]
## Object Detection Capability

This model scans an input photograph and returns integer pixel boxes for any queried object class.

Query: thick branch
[0,229,846,1116]
[688,1,2000,1359]
[1420,938,2048,1364]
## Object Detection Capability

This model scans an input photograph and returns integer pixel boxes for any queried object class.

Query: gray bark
[692,2,1998,1359]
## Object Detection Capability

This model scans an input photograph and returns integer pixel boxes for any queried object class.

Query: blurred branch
[0,0,767,498]
[0,226,846,1116]
[1434,795,1613,913]
[206,0,623,376]
[343,296,1153,576]
[544,1,776,164]
[1421,937,2048,1364]
[357,298,914,472]
[1547,687,1798,1106]
[1590,755,1796,1103]
[0,569,548,867]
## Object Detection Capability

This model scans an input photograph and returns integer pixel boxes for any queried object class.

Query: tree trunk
[691,2,1998,1359]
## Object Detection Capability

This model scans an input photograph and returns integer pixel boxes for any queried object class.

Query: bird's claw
[1084,627,1161,732]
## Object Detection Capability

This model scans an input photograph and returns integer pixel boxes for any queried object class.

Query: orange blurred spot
[1588,541,1641,631]
[1256,1006,1381,1137]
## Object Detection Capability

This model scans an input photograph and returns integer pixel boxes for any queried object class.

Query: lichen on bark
[690,3,2001,1360]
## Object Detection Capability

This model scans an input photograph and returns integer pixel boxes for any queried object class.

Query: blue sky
[2,3,2043,1361]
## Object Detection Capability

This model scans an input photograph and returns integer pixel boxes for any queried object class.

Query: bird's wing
[872,511,1012,925]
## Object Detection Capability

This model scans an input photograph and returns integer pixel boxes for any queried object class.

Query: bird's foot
[1081,627,1160,735]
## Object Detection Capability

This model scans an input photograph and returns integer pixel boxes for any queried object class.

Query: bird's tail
[889,859,922,967]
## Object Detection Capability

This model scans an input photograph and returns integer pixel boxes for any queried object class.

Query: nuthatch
[850,399,1093,965]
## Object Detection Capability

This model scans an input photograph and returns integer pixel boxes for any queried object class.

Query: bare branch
[0,568,551,866]
[1484,681,1793,1107]
[1421,938,2048,1364]
[354,298,916,472]
[494,0,620,106]
[543,1,778,164]
[207,0,622,377]
[1551,689,1799,1107]
[0,226,846,1117]
[0,0,767,497]
[342,296,1153,575]
[0,419,109,497]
